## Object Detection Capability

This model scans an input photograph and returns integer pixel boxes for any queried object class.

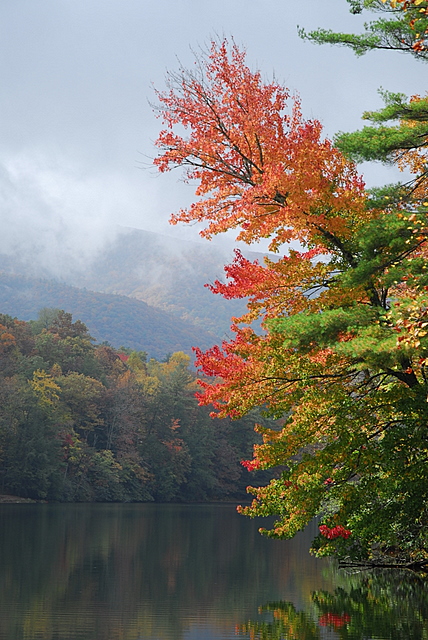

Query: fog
[0,0,424,277]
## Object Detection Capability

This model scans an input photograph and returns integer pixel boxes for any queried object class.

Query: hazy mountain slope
[69,228,261,337]
[0,273,217,359]
[0,228,268,352]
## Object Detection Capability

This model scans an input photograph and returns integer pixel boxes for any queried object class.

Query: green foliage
[0,310,266,503]
[299,1,428,61]
[335,91,428,168]
[0,380,64,500]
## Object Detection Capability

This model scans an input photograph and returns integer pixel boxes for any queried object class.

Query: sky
[0,0,425,274]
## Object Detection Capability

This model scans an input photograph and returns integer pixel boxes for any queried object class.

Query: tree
[302,1,428,207]
[154,40,366,252]
[34,311,98,376]
[48,310,93,341]
[299,0,428,61]
[154,38,428,565]
[31,307,63,332]
[0,377,64,500]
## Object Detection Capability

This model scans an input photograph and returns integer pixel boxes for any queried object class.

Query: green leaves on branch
[299,1,428,61]
[335,91,428,165]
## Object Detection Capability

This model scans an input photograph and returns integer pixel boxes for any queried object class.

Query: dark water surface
[0,503,426,639]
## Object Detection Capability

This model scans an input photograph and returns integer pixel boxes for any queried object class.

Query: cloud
[0,150,132,274]
[0,0,424,274]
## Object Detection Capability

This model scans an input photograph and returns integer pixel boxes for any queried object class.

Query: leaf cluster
[299,0,428,61]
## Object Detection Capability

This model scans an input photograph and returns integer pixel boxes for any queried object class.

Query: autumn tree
[154,40,366,252]
[154,37,428,566]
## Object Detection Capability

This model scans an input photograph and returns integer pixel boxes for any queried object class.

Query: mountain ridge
[0,227,269,357]
[0,271,217,360]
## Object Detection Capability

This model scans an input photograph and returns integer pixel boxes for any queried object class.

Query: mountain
[67,227,256,337]
[0,227,269,356]
[0,272,217,360]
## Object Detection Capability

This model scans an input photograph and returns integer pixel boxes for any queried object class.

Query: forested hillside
[0,272,217,360]
[69,228,254,336]
[0,228,261,338]
[0,310,272,502]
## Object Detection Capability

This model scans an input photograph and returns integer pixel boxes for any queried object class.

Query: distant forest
[0,228,264,355]
[0,309,272,502]
[0,272,217,360]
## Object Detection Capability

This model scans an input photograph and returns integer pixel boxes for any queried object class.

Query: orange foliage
[154,40,367,252]
[0,324,16,354]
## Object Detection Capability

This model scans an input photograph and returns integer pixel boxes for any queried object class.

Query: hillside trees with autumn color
[0,310,264,502]
[153,27,428,567]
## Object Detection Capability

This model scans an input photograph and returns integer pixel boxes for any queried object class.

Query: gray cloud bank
[0,0,424,276]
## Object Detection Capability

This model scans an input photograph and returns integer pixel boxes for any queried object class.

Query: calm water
[0,503,426,640]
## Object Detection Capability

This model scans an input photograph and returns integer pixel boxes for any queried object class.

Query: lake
[0,503,426,639]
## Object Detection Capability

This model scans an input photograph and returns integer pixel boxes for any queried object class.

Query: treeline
[0,309,268,502]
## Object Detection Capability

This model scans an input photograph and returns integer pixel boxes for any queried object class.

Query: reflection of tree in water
[240,602,320,640]
[238,571,428,640]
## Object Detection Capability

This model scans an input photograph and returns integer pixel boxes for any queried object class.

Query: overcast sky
[0,0,425,272]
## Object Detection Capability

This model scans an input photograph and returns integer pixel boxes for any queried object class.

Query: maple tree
[154,33,428,566]
[154,40,367,252]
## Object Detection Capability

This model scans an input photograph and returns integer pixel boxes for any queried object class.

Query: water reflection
[0,503,328,640]
[239,571,428,639]
[0,504,426,639]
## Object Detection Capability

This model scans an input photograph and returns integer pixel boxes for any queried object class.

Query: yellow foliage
[30,369,61,408]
